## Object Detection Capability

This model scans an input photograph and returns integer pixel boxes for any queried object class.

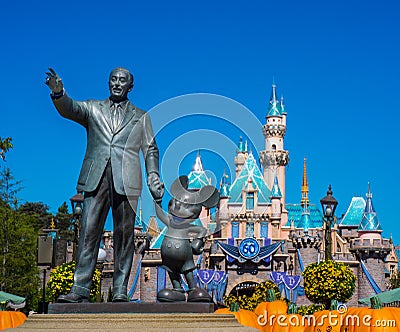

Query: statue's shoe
[187,288,213,302]
[112,294,129,302]
[57,292,89,303]
[157,288,186,302]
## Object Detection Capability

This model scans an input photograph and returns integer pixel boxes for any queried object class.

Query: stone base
[17,313,258,331]
[48,302,216,314]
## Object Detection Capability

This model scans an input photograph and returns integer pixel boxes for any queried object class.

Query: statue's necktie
[112,103,121,130]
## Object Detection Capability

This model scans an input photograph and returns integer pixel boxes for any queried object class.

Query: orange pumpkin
[262,303,307,332]
[254,289,288,325]
[215,302,261,331]
[340,297,400,332]
[304,300,344,332]
[0,311,26,330]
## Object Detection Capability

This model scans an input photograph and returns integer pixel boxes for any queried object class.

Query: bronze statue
[155,176,219,302]
[45,67,164,303]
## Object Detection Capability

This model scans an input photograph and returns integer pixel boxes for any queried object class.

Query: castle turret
[259,83,289,205]
[234,136,248,178]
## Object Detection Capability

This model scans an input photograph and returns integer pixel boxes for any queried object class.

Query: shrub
[224,280,281,311]
[46,261,101,302]
[302,260,356,309]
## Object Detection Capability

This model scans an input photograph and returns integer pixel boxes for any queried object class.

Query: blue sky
[2,1,400,243]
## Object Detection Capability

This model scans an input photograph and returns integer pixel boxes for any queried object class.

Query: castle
[96,84,399,306]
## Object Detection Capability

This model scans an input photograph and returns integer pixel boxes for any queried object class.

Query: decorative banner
[197,269,216,285]
[213,270,225,285]
[283,275,301,290]
[215,273,228,303]
[227,238,236,263]
[270,271,286,285]
[156,266,166,295]
[263,238,272,263]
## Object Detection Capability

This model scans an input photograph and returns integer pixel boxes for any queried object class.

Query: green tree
[0,137,13,161]
[302,260,356,309]
[55,202,72,237]
[18,202,53,232]
[0,169,40,312]
[388,270,400,289]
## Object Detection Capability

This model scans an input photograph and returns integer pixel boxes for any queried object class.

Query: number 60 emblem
[239,238,260,259]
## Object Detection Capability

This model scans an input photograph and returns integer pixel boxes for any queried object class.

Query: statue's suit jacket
[53,93,159,196]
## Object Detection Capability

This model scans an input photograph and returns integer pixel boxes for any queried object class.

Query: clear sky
[2,0,400,244]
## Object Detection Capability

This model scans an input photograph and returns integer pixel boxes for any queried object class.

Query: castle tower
[301,158,310,208]
[234,136,248,178]
[259,83,289,205]
[350,183,391,298]
[218,171,231,239]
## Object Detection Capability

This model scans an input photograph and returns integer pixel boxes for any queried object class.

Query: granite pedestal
[16,303,258,331]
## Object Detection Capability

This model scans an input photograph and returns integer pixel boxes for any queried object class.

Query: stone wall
[357,258,387,301]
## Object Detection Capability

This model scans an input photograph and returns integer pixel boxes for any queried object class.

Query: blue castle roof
[229,152,271,204]
[339,197,366,227]
[285,204,324,228]
[297,207,312,232]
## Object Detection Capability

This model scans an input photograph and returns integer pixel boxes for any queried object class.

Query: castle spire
[193,149,204,172]
[187,150,211,190]
[301,158,310,207]
[280,96,287,115]
[358,183,382,232]
[267,83,281,116]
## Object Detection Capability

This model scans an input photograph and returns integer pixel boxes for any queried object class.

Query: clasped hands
[148,172,164,204]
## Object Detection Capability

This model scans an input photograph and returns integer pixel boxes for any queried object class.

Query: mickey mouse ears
[170,175,220,208]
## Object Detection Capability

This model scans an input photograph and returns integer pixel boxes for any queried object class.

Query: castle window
[272,144,276,151]
[245,222,254,238]
[246,193,254,210]
[260,222,268,238]
[232,222,239,238]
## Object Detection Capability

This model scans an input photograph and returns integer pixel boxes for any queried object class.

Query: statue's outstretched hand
[45,68,64,93]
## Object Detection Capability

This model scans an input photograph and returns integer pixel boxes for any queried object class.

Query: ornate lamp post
[70,192,84,261]
[320,185,338,261]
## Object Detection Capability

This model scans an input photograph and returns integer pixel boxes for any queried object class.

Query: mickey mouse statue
[155,175,220,302]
